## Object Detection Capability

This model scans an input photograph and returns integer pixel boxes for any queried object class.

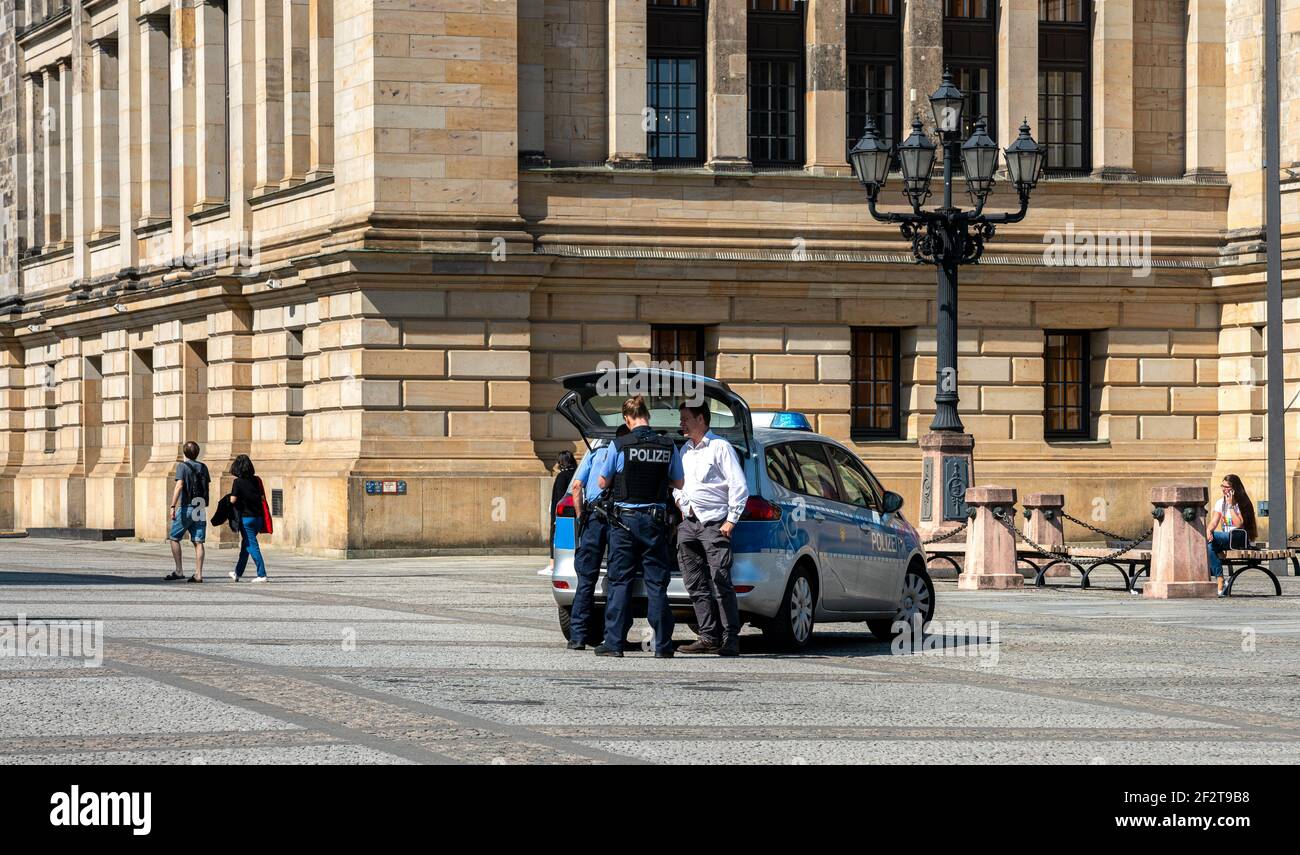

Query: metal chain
[1058,510,1139,543]
[995,512,1149,567]
[921,518,970,545]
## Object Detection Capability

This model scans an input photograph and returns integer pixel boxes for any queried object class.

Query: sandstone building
[0,0,1295,556]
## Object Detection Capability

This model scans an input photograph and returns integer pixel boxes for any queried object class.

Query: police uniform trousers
[569,511,608,645]
[604,508,675,655]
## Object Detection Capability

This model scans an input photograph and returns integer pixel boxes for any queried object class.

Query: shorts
[168,505,207,544]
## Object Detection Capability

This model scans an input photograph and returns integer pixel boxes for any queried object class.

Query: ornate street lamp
[850,69,1044,528]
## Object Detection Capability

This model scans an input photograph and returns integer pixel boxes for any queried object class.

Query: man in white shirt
[674,402,749,656]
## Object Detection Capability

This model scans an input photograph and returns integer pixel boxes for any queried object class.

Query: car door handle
[811,511,826,521]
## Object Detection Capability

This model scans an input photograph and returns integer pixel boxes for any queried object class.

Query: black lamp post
[850,70,1045,433]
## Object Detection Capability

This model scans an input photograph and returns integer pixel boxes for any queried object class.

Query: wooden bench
[1218,549,1295,596]
[1059,546,1151,593]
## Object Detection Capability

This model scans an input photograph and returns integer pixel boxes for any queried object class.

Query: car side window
[765,444,803,494]
[789,442,841,502]
[827,445,881,510]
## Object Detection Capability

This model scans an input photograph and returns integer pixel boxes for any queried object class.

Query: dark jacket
[210,495,240,532]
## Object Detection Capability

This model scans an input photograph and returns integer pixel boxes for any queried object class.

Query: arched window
[1038,0,1091,172]
[747,0,805,166]
[648,0,706,164]
[846,0,902,157]
[942,0,996,141]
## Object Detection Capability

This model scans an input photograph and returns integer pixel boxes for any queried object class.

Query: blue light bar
[767,411,812,431]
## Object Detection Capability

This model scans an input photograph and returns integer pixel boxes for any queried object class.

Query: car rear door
[784,440,859,610]
[825,444,908,610]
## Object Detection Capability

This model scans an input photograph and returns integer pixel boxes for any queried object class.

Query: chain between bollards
[921,517,970,545]
[995,512,1149,567]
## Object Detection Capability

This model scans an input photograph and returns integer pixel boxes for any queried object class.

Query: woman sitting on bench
[1207,474,1257,597]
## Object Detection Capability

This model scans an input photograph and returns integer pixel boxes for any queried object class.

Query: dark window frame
[1038,0,1092,174]
[846,0,903,158]
[786,440,843,503]
[850,327,902,441]
[648,0,707,165]
[943,0,997,141]
[747,0,806,167]
[1044,329,1092,440]
[650,324,708,369]
[825,443,884,511]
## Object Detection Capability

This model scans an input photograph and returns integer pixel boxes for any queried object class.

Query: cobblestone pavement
[2,538,1299,764]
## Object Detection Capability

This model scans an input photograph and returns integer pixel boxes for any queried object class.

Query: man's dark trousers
[603,510,674,655]
[570,511,608,645]
[677,518,741,648]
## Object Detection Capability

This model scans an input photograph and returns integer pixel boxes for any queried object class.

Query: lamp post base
[917,431,975,546]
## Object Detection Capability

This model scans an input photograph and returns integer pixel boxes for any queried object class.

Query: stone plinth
[918,431,974,544]
[1145,485,1217,599]
[1024,491,1067,576]
[958,485,1024,590]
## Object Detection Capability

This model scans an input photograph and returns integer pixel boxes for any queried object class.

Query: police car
[549,368,934,650]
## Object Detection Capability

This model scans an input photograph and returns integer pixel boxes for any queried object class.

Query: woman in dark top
[545,451,578,573]
[227,454,269,582]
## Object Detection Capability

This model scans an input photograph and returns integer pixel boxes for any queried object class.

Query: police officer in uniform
[566,424,630,650]
[593,395,684,658]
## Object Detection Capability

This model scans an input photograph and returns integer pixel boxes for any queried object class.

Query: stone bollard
[958,486,1024,590]
[1144,485,1217,599]
[1023,492,1069,577]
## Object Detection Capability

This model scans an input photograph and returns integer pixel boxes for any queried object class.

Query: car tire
[869,564,936,641]
[558,605,607,642]
[762,565,817,651]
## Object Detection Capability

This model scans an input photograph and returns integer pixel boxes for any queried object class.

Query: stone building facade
[0,0,1295,556]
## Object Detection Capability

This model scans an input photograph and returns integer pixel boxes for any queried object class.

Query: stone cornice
[16,8,71,48]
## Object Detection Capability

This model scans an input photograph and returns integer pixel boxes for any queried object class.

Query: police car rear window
[582,395,737,430]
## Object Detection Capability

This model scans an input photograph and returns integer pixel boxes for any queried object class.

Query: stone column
[205,307,254,534]
[1145,484,1217,598]
[306,0,332,179]
[170,1,198,261]
[23,72,44,254]
[138,13,170,226]
[59,58,74,251]
[86,330,134,531]
[1023,491,1068,576]
[283,0,310,185]
[0,345,23,530]
[41,65,62,247]
[194,0,229,209]
[517,0,545,161]
[116,0,143,274]
[997,0,1037,151]
[706,0,749,170]
[607,0,649,167]
[804,0,847,174]
[1091,0,1135,179]
[227,0,256,256]
[253,0,285,195]
[251,304,307,444]
[958,485,1024,590]
[1185,0,1226,179]
[902,0,942,135]
[917,430,973,542]
[91,39,120,240]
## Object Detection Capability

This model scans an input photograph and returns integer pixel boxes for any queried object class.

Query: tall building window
[651,325,707,369]
[851,328,901,439]
[748,0,804,166]
[846,0,901,156]
[648,0,705,163]
[943,0,996,140]
[1039,0,1091,172]
[1044,331,1091,439]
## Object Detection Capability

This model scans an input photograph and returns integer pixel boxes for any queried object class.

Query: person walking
[542,450,578,575]
[1206,474,1257,597]
[226,454,271,583]
[164,441,210,583]
[674,401,749,656]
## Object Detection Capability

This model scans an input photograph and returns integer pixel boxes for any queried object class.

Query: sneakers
[250,576,269,583]
[678,639,721,655]
[228,572,239,582]
[593,643,623,658]
[654,650,674,659]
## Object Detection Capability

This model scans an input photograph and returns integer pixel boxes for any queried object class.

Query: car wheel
[558,605,607,642]
[762,565,817,651]
[869,565,936,641]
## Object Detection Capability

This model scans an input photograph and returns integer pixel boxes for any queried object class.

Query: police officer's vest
[613,428,675,504]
